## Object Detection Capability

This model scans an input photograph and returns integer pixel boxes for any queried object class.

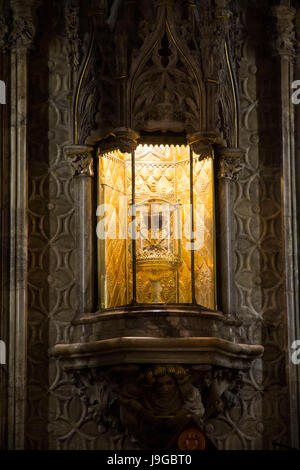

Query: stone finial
[272,5,296,59]
[64,145,95,177]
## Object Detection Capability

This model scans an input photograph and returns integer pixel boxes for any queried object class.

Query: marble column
[215,147,244,316]
[6,0,38,450]
[64,145,95,327]
[272,3,300,449]
[0,0,10,449]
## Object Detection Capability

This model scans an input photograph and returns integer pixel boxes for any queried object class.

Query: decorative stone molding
[272,5,296,59]
[52,336,263,370]
[64,145,95,177]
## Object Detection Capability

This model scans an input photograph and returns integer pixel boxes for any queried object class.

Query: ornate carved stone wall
[231,3,289,449]
[22,0,297,450]
[26,1,78,449]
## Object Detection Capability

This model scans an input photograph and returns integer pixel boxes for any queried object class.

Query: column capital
[271,5,296,60]
[64,145,95,177]
[215,147,245,180]
[9,0,40,51]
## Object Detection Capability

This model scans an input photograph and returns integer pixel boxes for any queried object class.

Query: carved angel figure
[119,364,205,449]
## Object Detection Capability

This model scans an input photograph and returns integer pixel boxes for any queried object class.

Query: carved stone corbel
[65,363,245,450]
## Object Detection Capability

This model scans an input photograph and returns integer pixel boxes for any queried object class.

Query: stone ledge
[73,304,226,324]
[51,336,264,370]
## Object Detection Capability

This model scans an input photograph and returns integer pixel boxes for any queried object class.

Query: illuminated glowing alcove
[97,143,216,310]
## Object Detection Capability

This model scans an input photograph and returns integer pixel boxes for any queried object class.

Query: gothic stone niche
[66,364,246,450]
[52,0,263,451]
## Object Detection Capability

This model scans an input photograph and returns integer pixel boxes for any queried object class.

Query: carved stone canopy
[72,0,241,149]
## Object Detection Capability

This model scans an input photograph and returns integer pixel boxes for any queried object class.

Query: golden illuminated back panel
[175,157,192,303]
[193,157,215,310]
[97,150,131,309]
[97,145,215,309]
[134,145,191,304]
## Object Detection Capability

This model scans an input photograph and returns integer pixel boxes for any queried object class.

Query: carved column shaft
[296,6,300,327]
[215,148,243,315]
[7,0,38,450]
[0,0,10,449]
[272,4,300,449]
[64,146,95,324]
